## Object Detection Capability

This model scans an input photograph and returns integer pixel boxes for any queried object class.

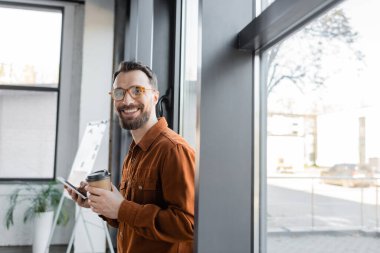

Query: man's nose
[122,92,135,104]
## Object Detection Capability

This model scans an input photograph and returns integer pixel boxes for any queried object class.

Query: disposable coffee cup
[86,170,111,191]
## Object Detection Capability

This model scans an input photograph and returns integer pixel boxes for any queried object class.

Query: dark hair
[113,61,158,89]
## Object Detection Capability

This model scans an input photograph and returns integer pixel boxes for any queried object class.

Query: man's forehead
[116,70,150,80]
[113,70,150,87]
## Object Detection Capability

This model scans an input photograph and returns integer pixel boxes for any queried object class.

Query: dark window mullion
[237,0,344,52]
[0,84,59,92]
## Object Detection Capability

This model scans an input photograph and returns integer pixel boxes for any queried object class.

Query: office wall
[196,0,254,252]
[74,0,114,252]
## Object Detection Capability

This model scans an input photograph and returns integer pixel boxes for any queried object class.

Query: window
[0,4,62,179]
[261,0,276,13]
[239,0,380,251]
[179,0,199,149]
[262,0,380,252]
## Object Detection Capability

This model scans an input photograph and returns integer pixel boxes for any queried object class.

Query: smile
[122,108,139,113]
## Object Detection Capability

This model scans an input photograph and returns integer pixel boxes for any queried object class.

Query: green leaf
[3,182,70,229]
[4,206,15,230]
[23,207,36,224]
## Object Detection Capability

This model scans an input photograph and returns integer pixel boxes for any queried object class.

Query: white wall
[317,107,380,167]
[74,0,114,252]
[317,111,359,166]
[78,0,114,135]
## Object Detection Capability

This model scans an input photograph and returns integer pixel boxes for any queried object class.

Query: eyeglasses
[109,86,155,101]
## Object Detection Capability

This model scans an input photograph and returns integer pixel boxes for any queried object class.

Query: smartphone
[57,177,87,199]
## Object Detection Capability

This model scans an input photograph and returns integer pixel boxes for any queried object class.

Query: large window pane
[264,0,380,252]
[261,0,276,13]
[179,0,199,148]
[0,90,58,179]
[0,5,62,87]
[0,4,61,180]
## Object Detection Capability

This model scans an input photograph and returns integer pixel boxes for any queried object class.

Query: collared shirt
[106,117,195,253]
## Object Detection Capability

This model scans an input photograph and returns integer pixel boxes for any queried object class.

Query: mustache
[117,104,144,112]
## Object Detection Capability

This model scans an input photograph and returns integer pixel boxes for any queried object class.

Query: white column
[75,0,114,252]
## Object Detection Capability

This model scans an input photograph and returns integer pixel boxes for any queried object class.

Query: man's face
[113,70,158,130]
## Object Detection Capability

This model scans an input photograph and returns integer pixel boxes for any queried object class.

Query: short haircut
[113,61,158,89]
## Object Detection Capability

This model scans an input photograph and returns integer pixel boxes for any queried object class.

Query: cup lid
[86,170,111,182]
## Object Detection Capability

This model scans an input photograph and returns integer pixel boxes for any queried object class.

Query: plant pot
[33,211,54,253]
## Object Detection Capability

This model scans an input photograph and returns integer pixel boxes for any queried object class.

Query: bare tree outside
[264,8,364,115]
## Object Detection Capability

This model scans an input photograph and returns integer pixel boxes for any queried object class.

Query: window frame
[238,0,345,53]
[0,0,80,182]
[178,0,200,149]
[237,0,345,252]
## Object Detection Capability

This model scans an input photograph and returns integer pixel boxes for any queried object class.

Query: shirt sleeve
[99,215,119,228]
[117,144,195,243]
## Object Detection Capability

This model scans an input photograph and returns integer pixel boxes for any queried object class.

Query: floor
[3,232,380,253]
[267,231,380,253]
[0,246,115,253]
[0,245,69,253]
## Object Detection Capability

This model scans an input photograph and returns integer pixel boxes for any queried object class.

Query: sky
[267,0,380,114]
[266,0,380,168]
[0,6,62,84]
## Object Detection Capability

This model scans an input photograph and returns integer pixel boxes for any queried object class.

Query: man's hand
[64,181,90,208]
[85,184,124,219]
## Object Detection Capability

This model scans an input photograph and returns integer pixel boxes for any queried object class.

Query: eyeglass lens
[113,86,145,100]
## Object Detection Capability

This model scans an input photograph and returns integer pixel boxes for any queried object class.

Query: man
[66,61,195,253]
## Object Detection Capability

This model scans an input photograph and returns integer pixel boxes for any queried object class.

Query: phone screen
[57,177,87,199]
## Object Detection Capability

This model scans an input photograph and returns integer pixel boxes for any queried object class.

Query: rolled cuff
[118,199,140,227]
[98,215,119,228]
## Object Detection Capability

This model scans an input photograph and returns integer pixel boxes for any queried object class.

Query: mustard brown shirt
[106,117,195,253]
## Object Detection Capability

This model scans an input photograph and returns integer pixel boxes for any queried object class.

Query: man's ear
[153,90,159,105]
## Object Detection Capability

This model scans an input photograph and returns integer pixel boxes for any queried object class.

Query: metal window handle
[157,87,172,117]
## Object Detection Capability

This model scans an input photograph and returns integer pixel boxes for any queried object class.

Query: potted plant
[4,181,69,253]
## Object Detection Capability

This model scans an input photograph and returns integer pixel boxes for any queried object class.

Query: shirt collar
[136,117,168,151]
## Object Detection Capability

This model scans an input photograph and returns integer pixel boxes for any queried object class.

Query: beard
[117,104,150,130]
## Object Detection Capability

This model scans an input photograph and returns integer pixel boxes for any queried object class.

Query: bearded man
[66,61,195,253]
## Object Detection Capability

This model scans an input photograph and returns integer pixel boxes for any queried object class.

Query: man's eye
[133,87,144,95]
[114,89,125,98]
